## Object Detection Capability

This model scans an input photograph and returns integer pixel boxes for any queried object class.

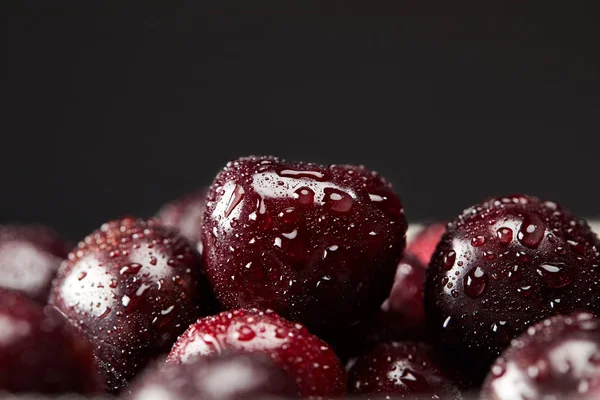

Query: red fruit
[130,352,298,400]
[0,288,101,394]
[167,308,347,398]
[201,156,407,339]
[425,195,600,369]
[0,225,68,302]
[406,222,447,266]
[381,254,427,335]
[49,218,218,392]
[156,189,207,245]
[481,312,600,400]
[347,341,463,399]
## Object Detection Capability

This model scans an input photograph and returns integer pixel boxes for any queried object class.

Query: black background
[4,3,600,241]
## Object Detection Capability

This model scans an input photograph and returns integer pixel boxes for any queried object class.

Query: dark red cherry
[481,312,600,400]
[49,218,218,392]
[0,288,101,394]
[347,341,463,399]
[406,222,447,266]
[201,156,407,340]
[167,308,346,398]
[0,225,68,302]
[425,195,600,370]
[156,189,207,245]
[130,352,298,400]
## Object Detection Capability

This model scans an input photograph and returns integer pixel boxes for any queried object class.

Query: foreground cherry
[0,225,68,302]
[347,341,462,399]
[156,189,207,244]
[202,156,407,340]
[406,222,447,266]
[167,308,346,398]
[49,218,218,392]
[481,312,600,400]
[130,352,297,400]
[425,195,600,370]
[0,288,101,394]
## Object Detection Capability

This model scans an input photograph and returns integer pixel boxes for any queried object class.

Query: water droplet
[536,262,574,288]
[517,285,533,297]
[471,235,486,247]
[464,267,487,298]
[120,263,142,275]
[236,325,256,341]
[517,213,545,248]
[451,289,459,298]
[323,188,353,213]
[567,240,586,255]
[442,316,452,328]
[121,295,131,307]
[497,227,513,245]
[109,279,118,288]
[77,271,87,281]
[491,364,505,377]
[277,169,325,180]
[275,327,287,339]
[294,187,315,205]
[149,256,157,266]
[443,251,456,270]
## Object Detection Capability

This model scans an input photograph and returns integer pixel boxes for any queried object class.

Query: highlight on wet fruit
[48,217,218,392]
[425,194,600,371]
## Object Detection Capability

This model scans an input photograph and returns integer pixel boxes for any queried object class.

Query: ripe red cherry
[49,218,218,392]
[130,352,298,400]
[167,308,347,398]
[406,222,447,266]
[156,189,207,245]
[0,288,101,394]
[202,156,407,339]
[425,195,600,370]
[347,341,462,399]
[0,225,68,302]
[481,312,600,400]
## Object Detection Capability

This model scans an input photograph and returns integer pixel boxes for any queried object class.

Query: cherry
[201,156,407,340]
[481,311,600,400]
[347,341,463,399]
[156,189,207,245]
[130,352,298,400]
[425,195,600,371]
[0,288,101,394]
[166,308,346,398]
[406,222,447,266]
[48,217,218,392]
[0,225,68,302]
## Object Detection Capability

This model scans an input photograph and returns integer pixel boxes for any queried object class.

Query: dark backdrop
[4,4,600,241]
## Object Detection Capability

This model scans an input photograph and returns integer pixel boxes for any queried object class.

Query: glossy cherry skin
[202,156,407,340]
[481,312,600,400]
[167,308,347,398]
[425,195,600,370]
[49,218,218,392]
[406,222,447,266]
[347,341,463,399]
[156,189,207,245]
[0,288,102,394]
[0,225,68,302]
[130,352,298,400]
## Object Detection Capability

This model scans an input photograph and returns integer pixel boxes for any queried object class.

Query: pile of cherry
[1,156,599,400]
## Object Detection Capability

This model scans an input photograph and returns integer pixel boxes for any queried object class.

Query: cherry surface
[49,217,218,392]
[425,195,600,369]
[130,352,298,400]
[201,155,407,340]
[347,341,463,399]
[481,311,600,400]
[0,225,69,302]
[156,189,207,245]
[406,222,447,266]
[0,288,101,394]
[167,308,347,398]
